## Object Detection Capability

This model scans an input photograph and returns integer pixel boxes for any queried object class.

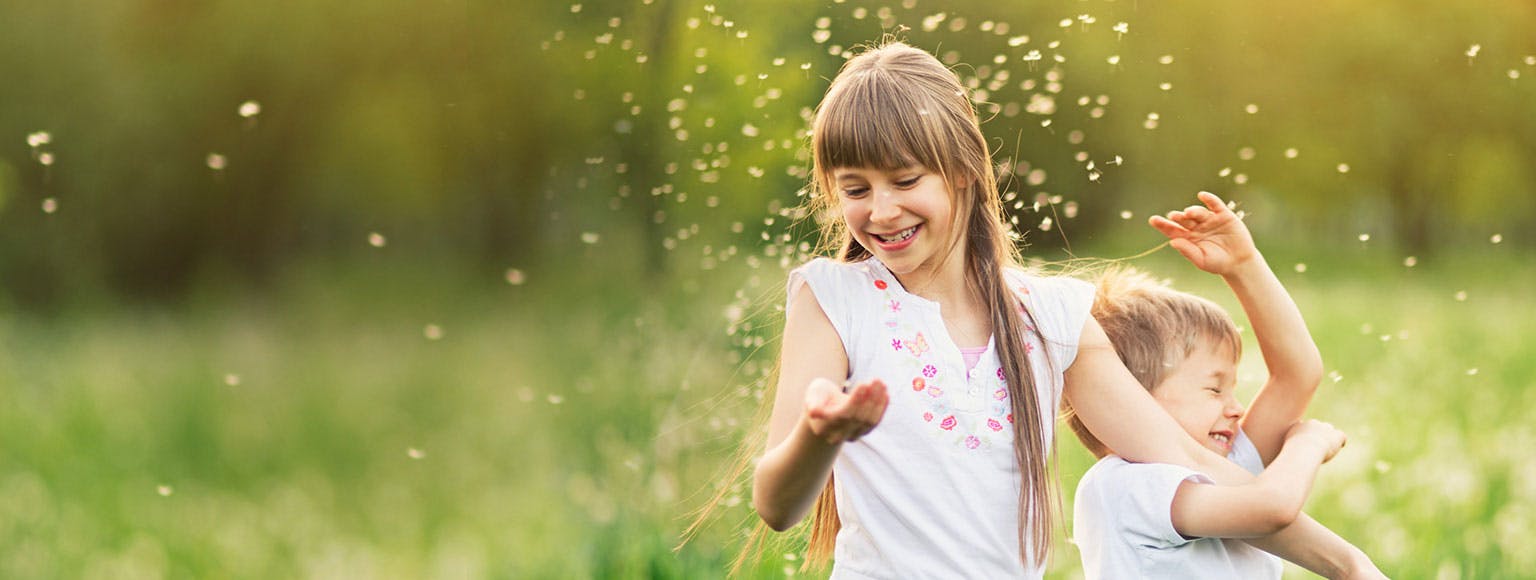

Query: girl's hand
[1148,191,1259,276]
[803,377,889,445]
[1284,419,1347,464]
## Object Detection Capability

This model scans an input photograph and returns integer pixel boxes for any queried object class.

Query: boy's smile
[1152,340,1245,455]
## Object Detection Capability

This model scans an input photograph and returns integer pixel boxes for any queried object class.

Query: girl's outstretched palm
[804,377,889,444]
[1148,191,1258,276]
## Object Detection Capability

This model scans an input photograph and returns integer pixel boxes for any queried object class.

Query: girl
[698,41,1361,578]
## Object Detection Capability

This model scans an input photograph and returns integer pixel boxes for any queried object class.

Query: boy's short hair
[1064,267,1243,458]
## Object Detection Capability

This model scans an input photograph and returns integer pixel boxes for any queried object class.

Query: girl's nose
[870,189,902,223]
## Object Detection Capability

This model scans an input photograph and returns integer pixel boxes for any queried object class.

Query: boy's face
[1152,340,1245,456]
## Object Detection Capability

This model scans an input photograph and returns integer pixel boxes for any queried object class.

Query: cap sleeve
[787,258,859,357]
[1006,272,1096,370]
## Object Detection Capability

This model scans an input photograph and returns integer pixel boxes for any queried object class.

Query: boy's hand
[803,377,889,445]
[1284,419,1347,463]
[1149,191,1259,276]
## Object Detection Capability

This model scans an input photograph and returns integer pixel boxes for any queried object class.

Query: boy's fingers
[1148,215,1189,238]
[1197,191,1227,212]
[1168,238,1202,265]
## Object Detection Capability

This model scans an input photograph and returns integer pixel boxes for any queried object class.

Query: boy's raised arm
[1149,191,1324,464]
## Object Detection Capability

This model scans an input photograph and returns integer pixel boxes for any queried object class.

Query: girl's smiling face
[834,165,963,281]
[1152,339,1246,455]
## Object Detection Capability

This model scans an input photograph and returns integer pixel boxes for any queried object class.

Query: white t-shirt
[788,257,1095,579]
[1072,429,1284,579]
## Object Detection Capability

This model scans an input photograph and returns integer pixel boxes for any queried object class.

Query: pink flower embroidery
[996,368,1005,380]
[922,365,938,378]
[888,300,901,313]
[965,435,981,449]
[923,412,934,422]
[1006,413,1014,423]
[940,415,957,430]
[912,377,926,391]
[892,339,903,351]
[993,388,1008,400]
[987,418,1003,431]
[874,279,888,290]
[928,386,944,397]
[1025,342,1035,353]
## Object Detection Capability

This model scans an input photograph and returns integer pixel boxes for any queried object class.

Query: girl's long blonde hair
[680,40,1056,574]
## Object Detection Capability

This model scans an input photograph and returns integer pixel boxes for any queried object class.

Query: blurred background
[1,0,1532,577]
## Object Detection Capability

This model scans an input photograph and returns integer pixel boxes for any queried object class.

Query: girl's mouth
[874,224,921,250]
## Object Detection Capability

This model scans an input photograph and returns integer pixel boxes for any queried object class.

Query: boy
[1065,192,1383,578]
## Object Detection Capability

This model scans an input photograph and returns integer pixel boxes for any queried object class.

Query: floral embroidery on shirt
[903,332,930,357]
[912,377,926,391]
[923,364,938,378]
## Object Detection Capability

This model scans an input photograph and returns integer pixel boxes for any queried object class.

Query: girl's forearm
[752,416,841,531]
[1245,514,1382,579]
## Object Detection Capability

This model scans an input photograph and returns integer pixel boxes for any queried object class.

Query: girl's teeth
[880,226,917,242]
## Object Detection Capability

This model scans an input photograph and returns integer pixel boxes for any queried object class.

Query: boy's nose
[1224,399,1245,418]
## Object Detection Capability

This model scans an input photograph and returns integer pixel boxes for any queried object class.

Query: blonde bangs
[814,71,942,174]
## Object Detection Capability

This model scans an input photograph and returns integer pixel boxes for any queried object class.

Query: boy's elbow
[1254,498,1303,535]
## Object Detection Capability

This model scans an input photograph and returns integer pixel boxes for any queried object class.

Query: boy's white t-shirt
[788,257,1095,580]
[1072,429,1285,579]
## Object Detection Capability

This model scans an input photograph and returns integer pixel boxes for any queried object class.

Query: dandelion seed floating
[1466,368,1479,376]
[407,448,425,459]
[1490,233,1503,244]
[224,374,240,386]
[1294,263,1307,273]
[26,131,51,148]
[1403,256,1417,267]
[1337,163,1350,173]
[1285,148,1299,159]
[1113,22,1128,39]
[1245,104,1259,114]
[1357,233,1370,242]
[581,232,601,244]
[1119,210,1133,220]
[424,324,443,340]
[548,394,565,405]
[206,153,227,171]
[41,198,58,214]
[38,152,54,166]
[157,485,174,497]
[1454,291,1467,301]
[238,100,261,118]
[506,269,527,285]
[1466,44,1480,63]
[368,233,386,247]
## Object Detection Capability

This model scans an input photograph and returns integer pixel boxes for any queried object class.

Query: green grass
[0,247,1531,578]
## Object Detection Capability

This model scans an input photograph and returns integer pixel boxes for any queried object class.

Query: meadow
[2,242,1530,579]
